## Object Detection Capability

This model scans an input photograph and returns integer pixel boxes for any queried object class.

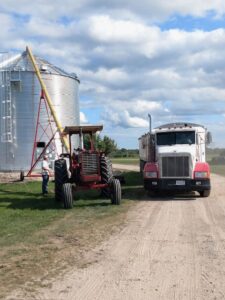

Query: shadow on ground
[0,185,113,210]
[122,171,198,201]
[0,194,61,211]
[0,171,199,210]
[123,186,197,202]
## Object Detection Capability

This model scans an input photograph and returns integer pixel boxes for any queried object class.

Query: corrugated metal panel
[0,51,80,171]
[139,133,155,162]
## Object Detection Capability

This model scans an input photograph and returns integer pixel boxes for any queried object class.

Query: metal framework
[26,46,69,152]
[21,46,69,179]
[25,90,58,178]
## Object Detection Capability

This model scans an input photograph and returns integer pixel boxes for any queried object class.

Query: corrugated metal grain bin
[0,50,80,171]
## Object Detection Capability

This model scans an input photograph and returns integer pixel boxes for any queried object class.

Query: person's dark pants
[42,175,49,194]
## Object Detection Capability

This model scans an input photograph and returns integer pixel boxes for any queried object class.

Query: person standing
[42,155,50,195]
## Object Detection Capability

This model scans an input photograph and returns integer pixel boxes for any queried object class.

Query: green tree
[101,135,117,155]
[83,134,117,155]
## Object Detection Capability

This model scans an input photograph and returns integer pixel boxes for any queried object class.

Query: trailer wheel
[62,183,73,209]
[110,178,121,205]
[54,159,68,202]
[101,156,113,197]
[199,190,210,197]
[139,160,146,174]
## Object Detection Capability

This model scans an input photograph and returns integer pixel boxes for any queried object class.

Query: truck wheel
[54,159,68,202]
[62,183,73,209]
[199,190,210,197]
[101,156,113,197]
[110,179,121,205]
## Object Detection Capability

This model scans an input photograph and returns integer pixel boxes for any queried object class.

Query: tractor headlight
[145,171,157,178]
[194,171,208,178]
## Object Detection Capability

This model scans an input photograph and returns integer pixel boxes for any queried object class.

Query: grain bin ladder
[26,46,69,152]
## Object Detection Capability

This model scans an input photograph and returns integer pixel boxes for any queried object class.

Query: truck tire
[110,178,121,205]
[54,159,68,202]
[62,183,73,209]
[199,190,210,197]
[101,156,113,197]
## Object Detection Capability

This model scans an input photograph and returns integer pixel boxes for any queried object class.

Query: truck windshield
[157,131,195,146]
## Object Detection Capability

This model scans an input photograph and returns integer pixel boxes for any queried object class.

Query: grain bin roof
[0,50,79,81]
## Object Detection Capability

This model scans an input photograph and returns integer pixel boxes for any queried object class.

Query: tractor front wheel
[110,178,121,205]
[62,183,73,209]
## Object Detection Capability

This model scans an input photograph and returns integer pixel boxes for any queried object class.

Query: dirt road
[8,171,225,300]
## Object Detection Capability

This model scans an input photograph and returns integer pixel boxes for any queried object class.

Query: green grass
[210,164,225,177]
[112,158,139,165]
[0,173,142,298]
[0,182,64,247]
[0,175,143,247]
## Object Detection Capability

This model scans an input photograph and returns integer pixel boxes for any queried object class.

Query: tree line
[84,134,138,157]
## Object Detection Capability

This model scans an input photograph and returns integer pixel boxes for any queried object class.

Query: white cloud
[80,112,88,123]
[104,110,149,128]
[1,3,225,147]
[25,18,70,38]
[123,111,149,127]
[1,0,225,21]
[102,99,168,128]
[80,67,129,85]
[87,15,152,43]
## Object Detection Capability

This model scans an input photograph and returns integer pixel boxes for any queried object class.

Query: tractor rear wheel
[101,156,113,197]
[110,178,121,205]
[54,159,68,202]
[62,183,73,209]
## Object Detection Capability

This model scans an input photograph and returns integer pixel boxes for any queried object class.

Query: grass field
[210,165,225,177]
[112,158,139,165]
[0,173,143,298]
[112,157,225,177]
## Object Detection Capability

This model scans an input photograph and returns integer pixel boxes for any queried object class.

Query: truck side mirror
[206,132,212,144]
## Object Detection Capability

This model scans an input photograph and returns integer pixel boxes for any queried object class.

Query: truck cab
[139,123,211,197]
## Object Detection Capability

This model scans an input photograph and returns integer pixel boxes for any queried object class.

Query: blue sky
[160,12,225,31]
[0,0,225,148]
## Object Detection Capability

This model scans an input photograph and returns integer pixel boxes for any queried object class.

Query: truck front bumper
[144,178,211,192]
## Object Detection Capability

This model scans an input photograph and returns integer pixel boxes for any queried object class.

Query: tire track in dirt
[195,175,225,299]
[68,201,164,300]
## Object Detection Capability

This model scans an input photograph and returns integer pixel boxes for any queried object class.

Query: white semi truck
[139,122,211,197]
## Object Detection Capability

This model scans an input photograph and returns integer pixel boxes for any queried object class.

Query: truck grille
[162,156,189,177]
[82,152,99,175]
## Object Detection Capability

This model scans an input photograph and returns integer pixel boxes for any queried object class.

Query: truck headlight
[145,171,157,178]
[194,171,208,178]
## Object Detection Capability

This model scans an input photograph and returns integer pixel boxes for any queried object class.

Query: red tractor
[54,125,121,208]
